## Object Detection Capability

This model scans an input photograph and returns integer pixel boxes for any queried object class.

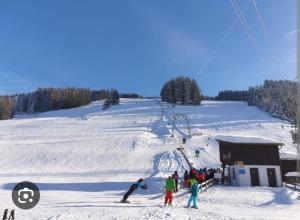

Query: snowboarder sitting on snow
[121,178,148,203]
[164,176,176,206]
[187,180,202,209]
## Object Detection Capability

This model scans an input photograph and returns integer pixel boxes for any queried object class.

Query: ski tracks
[152,150,189,178]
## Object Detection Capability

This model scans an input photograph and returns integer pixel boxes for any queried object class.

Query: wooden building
[280,156,298,180]
[284,172,300,184]
[216,135,284,187]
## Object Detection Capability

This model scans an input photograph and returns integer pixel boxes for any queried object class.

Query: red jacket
[198,173,205,181]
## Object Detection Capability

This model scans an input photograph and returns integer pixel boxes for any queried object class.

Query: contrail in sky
[285,29,300,36]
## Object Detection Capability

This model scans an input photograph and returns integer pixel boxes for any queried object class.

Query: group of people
[121,168,219,208]
[183,167,218,187]
[164,170,201,208]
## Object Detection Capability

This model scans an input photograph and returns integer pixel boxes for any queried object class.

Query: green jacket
[165,177,176,192]
[189,178,197,186]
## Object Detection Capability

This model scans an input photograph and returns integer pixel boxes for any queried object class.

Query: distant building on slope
[215,135,283,187]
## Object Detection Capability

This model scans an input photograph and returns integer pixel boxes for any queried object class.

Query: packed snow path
[0,99,298,219]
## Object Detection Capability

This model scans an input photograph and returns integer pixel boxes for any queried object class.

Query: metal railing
[177,148,194,170]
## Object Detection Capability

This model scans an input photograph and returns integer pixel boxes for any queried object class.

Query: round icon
[12,181,40,210]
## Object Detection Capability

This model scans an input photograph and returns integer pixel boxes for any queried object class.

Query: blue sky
[0,0,297,96]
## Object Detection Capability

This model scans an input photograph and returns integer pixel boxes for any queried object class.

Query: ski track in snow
[0,99,299,219]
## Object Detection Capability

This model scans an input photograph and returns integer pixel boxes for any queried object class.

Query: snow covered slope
[0,99,298,219]
[161,100,297,168]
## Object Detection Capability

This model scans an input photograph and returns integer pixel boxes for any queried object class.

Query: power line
[252,0,274,51]
[230,0,264,57]
[251,0,288,79]
[195,19,238,80]
[195,0,252,80]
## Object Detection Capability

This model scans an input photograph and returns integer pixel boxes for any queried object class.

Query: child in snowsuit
[187,181,201,209]
[165,176,176,206]
[121,178,148,203]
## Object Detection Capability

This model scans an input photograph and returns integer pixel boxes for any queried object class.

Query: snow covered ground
[0,99,299,219]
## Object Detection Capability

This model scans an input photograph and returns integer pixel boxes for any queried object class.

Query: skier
[183,170,189,188]
[173,171,179,192]
[188,178,197,190]
[197,170,205,183]
[187,181,201,209]
[164,176,176,206]
[121,178,148,203]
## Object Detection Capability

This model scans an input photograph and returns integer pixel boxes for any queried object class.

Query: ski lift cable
[230,0,264,57]
[232,0,263,54]
[251,0,274,51]
[235,0,292,83]
[195,0,251,80]
[251,0,286,78]
[230,0,276,88]
[195,20,236,80]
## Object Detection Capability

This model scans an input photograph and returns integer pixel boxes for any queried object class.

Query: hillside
[0,99,298,220]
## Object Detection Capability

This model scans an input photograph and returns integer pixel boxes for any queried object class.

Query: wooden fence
[284,182,300,192]
[200,178,215,191]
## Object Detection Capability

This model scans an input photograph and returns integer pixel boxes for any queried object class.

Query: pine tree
[0,96,15,120]
[190,79,201,105]
[161,76,202,105]
[110,89,120,105]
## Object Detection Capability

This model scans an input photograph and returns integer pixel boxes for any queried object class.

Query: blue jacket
[137,181,148,189]
[191,184,201,197]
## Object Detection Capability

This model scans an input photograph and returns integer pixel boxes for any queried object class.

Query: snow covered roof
[285,172,300,177]
[280,152,299,160]
[215,135,284,146]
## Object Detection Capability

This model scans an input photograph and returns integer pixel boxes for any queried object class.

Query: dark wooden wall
[219,141,280,166]
[280,159,298,179]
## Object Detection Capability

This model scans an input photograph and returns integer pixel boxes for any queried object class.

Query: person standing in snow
[189,168,197,180]
[164,176,176,206]
[188,178,197,191]
[121,178,148,203]
[187,181,201,209]
[173,171,179,192]
[197,170,205,183]
[183,170,189,188]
